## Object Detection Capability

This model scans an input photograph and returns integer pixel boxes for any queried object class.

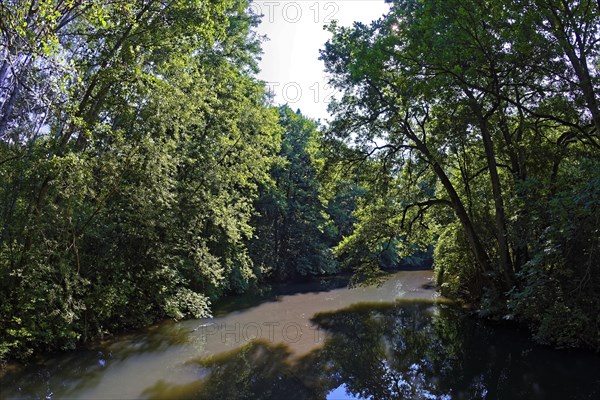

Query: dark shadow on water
[212,267,434,317]
[143,339,328,400]
[145,300,600,400]
[211,274,354,317]
[0,321,192,399]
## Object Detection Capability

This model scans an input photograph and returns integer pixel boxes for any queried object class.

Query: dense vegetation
[249,106,339,280]
[322,0,600,349]
[0,0,598,362]
[0,0,345,361]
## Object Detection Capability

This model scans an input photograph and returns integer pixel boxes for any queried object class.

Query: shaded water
[1,270,599,399]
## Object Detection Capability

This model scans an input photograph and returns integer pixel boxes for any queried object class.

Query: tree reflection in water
[143,340,326,400]
[0,321,193,399]
[144,300,600,400]
[4,300,598,399]
[309,302,454,399]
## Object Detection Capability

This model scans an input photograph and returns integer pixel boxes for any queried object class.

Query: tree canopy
[0,0,283,360]
[0,0,598,361]
[321,0,600,349]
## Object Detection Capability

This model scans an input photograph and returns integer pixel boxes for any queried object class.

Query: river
[1,270,599,399]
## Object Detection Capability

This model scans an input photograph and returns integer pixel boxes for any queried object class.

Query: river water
[1,270,599,399]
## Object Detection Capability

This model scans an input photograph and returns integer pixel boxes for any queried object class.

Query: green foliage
[249,106,339,280]
[433,222,479,300]
[508,159,600,350]
[321,0,600,349]
[1,0,598,362]
[0,0,283,361]
[0,0,356,362]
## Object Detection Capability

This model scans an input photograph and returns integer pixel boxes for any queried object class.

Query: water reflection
[145,301,600,400]
[143,340,327,400]
[1,271,437,399]
[311,302,453,400]
[2,272,600,400]
[0,321,193,399]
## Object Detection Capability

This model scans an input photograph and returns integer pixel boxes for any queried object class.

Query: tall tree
[0,0,281,360]
[321,0,600,347]
[250,106,336,280]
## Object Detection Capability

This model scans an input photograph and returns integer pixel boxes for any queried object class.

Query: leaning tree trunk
[468,98,515,289]
[405,124,495,279]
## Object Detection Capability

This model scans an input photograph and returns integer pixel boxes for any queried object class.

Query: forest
[0,0,598,363]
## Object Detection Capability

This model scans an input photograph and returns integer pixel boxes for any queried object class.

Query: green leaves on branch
[321,0,600,349]
[0,0,282,361]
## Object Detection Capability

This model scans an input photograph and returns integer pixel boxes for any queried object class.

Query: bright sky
[253,0,391,122]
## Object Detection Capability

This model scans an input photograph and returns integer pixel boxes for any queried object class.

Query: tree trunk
[407,128,494,277]
[0,80,20,139]
[544,4,600,136]
[498,106,529,273]
[469,99,514,288]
